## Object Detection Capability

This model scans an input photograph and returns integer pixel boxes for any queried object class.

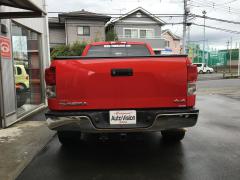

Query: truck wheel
[207,70,210,74]
[199,70,203,74]
[161,129,185,142]
[57,131,81,146]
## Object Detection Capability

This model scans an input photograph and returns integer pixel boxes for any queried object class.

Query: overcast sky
[46,0,240,50]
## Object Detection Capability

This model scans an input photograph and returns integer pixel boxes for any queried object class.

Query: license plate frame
[109,110,137,125]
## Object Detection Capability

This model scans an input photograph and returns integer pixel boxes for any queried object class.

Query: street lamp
[202,10,207,64]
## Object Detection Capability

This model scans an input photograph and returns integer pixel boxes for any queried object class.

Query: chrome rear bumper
[46,109,199,133]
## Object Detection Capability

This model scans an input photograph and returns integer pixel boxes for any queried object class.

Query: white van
[193,63,214,74]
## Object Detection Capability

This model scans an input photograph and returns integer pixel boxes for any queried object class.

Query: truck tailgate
[49,56,187,110]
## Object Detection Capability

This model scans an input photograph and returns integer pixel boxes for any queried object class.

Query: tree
[106,29,118,41]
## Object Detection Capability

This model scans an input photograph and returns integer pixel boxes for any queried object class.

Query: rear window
[86,44,151,57]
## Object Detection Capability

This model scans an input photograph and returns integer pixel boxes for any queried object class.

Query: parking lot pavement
[16,94,240,180]
[197,79,240,100]
[198,73,224,81]
[0,120,55,180]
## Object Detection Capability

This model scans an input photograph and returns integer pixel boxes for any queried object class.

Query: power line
[48,12,240,26]
[191,0,239,8]
[192,23,240,34]
[47,12,185,16]
[220,0,239,5]
[49,22,184,27]
[190,0,240,15]
[191,14,240,25]
[190,0,240,11]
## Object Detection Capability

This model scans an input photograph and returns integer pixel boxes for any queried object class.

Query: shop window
[11,22,43,116]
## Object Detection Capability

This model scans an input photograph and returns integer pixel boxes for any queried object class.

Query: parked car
[193,63,214,74]
[45,42,199,145]
[14,64,29,90]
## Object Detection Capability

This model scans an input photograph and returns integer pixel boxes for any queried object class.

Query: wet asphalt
[17,87,240,180]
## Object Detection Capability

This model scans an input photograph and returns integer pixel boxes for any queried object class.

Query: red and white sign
[0,36,12,59]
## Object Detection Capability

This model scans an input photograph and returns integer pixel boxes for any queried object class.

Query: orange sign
[0,36,11,59]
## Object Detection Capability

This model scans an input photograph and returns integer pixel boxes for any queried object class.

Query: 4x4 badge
[173,99,186,103]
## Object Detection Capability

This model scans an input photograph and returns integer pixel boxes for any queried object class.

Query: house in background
[48,9,111,48]
[161,29,181,54]
[106,7,181,54]
[48,7,181,54]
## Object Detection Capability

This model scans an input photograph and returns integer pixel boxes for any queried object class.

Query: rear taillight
[45,67,56,98]
[45,67,56,85]
[187,64,198,82]
[188,83,196,96]
[187,64,197,96]
[46,85,56,98]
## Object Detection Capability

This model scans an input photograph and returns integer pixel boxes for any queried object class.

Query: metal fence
[187,44,240,75]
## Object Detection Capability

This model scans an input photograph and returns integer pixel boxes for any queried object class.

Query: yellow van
[14,65,29,89]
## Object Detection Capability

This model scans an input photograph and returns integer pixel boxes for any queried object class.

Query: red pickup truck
[45,42,198,145]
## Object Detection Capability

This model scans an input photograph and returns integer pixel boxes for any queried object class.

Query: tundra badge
[59,101,88,106]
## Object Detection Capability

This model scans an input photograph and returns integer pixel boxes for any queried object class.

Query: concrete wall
[65,19,106,44]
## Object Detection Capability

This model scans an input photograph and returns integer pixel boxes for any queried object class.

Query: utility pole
[187,24,191,46]
[238,43,240,77]
[238,42,240,76]
[182,0,188,54]
[230,37,232,73]
[226,40,230,75]
[202,10,207,64]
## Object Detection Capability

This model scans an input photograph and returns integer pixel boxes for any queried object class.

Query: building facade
[106,7,166,54]
[161,29,181,54]
[49,10,111,48]
[0,0,50,128]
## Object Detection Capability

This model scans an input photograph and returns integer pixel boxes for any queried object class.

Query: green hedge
[50,41,87,59]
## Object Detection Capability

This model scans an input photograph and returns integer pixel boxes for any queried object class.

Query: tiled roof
[59,9,111,22]
[108,7,165,25]
[162,29,181,40]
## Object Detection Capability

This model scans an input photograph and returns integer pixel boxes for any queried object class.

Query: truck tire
[207,70,210,74]
[199,70,203,74]
[57,131,81,146]
[161,129,185,142]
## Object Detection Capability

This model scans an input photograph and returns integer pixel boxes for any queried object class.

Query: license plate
[109,110,136,125]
